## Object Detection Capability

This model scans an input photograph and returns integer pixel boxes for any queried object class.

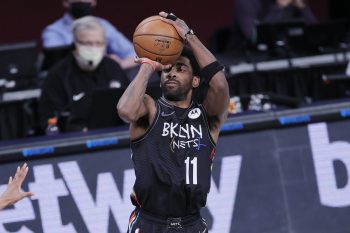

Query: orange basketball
[133,16,184,65]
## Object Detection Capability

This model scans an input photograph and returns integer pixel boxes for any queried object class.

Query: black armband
[200,61,225,85]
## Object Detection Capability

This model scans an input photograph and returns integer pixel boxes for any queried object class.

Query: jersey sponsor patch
[188,108,201,119]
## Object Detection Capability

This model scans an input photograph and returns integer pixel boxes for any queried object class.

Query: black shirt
[130,97,216,217]
[39,53,129,131]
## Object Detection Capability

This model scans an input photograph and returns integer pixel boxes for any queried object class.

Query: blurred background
[0,0,329,46]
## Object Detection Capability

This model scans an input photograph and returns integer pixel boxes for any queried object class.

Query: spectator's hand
[277,0,293,8]
[134,56,171,72]
[159,11,191,41]
[292,0,305,9]
[0,163,34,209]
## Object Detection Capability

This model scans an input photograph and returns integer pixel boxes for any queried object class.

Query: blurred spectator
[230,0,317,49]
[39,16,130,133]
[42,0,136,69]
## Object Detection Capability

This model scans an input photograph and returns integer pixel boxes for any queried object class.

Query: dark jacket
[39,53,129,132]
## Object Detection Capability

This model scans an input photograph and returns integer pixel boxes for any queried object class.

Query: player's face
[160,56,197,101]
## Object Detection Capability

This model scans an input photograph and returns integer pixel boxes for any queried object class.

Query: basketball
[133,16,184,65]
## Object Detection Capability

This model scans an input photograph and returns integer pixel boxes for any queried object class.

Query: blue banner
[0,120,349,233]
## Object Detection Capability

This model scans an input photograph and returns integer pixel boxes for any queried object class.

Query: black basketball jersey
[130,97,216,217]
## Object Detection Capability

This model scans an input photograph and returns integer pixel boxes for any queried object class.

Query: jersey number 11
[185,157,198,185]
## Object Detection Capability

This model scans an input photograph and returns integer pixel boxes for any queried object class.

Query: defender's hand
[0,163,34,207]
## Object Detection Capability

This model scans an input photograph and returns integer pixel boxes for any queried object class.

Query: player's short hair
[158,46,201,78]
[180,46,200,77]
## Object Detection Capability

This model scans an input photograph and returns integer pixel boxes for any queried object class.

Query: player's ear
[192,76,200,88]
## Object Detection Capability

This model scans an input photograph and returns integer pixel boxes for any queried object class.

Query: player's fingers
[162,64,172,70]
[159,11,168,18]
[159,12,176,24]
[159,12,189,40]
[19,166,29,183]
[159,11,181,22]
[20,163,27,174]
[8,176,13,184]
[166,13,177,21]
[13,166,20,180]
[22,192,34,198]
[16,164,28,181]
[136,57,154,66]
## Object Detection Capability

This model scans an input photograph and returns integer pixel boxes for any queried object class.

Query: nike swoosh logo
[72,92,85,101]
[161,111,175,117]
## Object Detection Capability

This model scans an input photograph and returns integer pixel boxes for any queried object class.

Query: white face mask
[74,45,105,71]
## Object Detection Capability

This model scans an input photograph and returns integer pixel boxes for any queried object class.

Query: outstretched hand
[0,163,34,209]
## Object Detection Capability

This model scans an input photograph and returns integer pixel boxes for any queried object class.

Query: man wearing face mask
[39,16,130,133]
[42,0,136,70]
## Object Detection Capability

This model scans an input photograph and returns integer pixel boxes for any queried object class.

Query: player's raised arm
[159,12,230,125]
[188,37,229,124]
[117,58,171,124]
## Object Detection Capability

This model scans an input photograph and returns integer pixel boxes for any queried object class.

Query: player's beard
[161,80,192,102]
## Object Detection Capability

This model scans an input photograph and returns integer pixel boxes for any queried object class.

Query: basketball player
[117,11,229,233]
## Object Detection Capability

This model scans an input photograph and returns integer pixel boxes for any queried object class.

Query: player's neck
[162,96,192,109]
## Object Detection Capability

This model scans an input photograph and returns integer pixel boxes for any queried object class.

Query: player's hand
[159,11,191,41]
[0,163,34,207]
[134,56,171,72]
